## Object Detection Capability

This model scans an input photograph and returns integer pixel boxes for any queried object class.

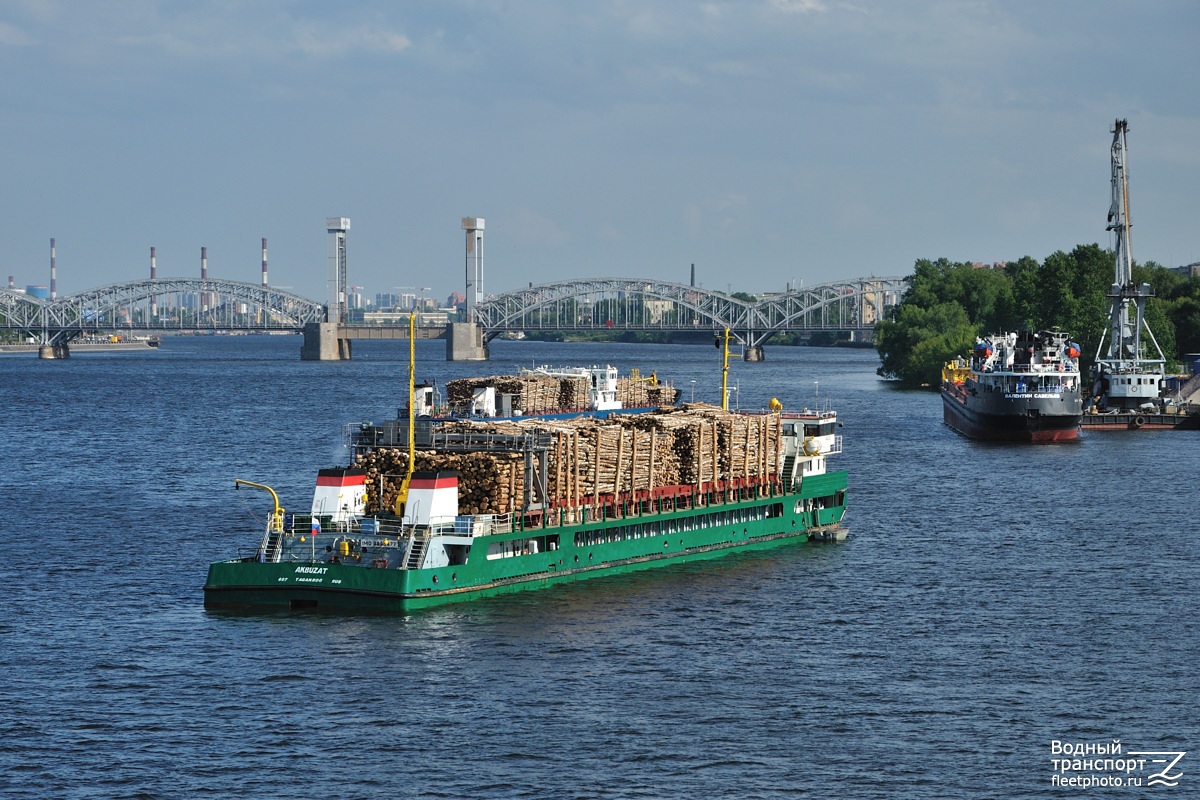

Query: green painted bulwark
[205,470,848,612]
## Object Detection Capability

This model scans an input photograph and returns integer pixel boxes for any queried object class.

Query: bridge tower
[302,218,353,360]
[448,217,488,361]
[200,247,210,313]
[149,247,157,320]
[326,217,350,324]
[462,217,484,316]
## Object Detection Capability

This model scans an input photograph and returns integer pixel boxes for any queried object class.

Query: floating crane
[1091,119,1166,411]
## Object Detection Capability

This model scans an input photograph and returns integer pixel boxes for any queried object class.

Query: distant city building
[645,299,674,324]
[447,291,466,309]
[1169,263,1200,279]
[25,285,50,300]
[362,310,452,326]
[375,292,402,310]
[970,262,1008,270]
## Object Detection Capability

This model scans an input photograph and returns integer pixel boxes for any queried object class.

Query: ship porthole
[451,573,457,582]
[432,575,439,584]
[574,555,579,563]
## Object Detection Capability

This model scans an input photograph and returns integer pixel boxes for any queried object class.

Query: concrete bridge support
[447,322,488,361]
[744,345,765,362]
[38,342,70,359]
[301,322,351,361]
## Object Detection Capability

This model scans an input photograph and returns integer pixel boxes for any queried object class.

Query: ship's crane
[1092,119,1166,411]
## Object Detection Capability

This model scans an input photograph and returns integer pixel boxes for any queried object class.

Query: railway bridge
[0,278,326,358]
[1,275,905,360]
[471,276,905,360]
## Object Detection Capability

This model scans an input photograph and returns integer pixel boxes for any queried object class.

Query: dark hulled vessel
[941,331,1083,443]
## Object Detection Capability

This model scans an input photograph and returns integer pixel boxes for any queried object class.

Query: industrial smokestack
[50,238,57,299]
[261,238,268,288]
[691,263,695,287]
[201,246,209,312]
[7,276,13,289]
[149,247,158,319]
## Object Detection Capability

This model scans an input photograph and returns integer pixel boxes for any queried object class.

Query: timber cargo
[353,404,785,517]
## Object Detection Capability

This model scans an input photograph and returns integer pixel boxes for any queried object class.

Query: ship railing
[778,404,837,420]
[976,361,1079,376]
[454,513,514,536]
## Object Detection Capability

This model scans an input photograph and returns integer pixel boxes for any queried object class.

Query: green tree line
[875,244,1200,388]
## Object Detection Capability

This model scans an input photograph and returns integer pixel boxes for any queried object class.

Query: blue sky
[2,1,1197,303]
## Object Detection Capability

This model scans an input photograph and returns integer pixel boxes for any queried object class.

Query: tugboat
[203,328,849,612]
[941,330,1083,443]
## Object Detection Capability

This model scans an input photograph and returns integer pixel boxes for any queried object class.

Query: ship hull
[204,472,848,612]
[942,385,1081,443]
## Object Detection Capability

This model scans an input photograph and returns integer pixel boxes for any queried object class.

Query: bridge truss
[472,277,906,348]
[1,278,326,352]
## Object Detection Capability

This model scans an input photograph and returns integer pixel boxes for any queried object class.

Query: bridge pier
[38,342,70,359]
[744,345,765,362]
[301,323,351,361]
[447,322,488,361]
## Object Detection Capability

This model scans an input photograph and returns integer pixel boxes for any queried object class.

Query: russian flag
[311,518,321,536]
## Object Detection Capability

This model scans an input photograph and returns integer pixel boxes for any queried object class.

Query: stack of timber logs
[617,379,680,408]
[354,448,524,516]
[444,373,589,415]
[356,403,782,515]
[444,371,679,415]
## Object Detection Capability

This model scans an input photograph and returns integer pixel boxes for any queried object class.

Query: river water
[1,337,1196,799]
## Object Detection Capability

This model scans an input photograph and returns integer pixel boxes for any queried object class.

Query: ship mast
[1095,119,1165,387]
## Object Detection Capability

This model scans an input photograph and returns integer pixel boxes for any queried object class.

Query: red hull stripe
[409,476,458,490]
[316,475,367,487]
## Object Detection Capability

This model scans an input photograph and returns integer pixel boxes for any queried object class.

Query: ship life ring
[1132,415,1145,429]
[1130,385,1138,393]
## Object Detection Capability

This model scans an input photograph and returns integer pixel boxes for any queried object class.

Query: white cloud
[291,23,411,58]
[0,21,36,46]
[769,0,828,13]
[511,207,570,247]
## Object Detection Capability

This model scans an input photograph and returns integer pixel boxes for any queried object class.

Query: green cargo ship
[204,341,847,612]
[204,408,846,612]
